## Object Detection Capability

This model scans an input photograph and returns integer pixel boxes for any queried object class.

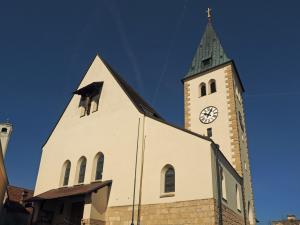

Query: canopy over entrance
[26,180,112,202]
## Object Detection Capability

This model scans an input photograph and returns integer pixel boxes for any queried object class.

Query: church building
[28,11,256,225]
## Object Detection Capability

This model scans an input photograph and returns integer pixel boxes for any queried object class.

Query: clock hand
[207,108,213,117]
[204,113,210,117]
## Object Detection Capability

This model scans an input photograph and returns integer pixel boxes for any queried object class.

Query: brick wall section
[224,66,242,176]
[184,82,191,130]
[222,204,244,225]
[106,198,218,225]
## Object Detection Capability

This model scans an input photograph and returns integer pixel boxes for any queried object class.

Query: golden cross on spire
[206,8,212,20]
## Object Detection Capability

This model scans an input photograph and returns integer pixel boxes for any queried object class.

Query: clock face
[199,106,218,124]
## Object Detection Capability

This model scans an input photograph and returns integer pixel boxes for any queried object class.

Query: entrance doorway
[70,201,84,225]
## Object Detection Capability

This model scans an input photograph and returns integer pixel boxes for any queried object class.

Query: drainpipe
[212,143,223,225]
[131,118,141,225]
[137,115,146,225]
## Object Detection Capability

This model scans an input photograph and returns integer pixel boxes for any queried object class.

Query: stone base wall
[82,218,105,225]
[83,199,245,225]
[221,204,244,225]
[106,198,217,225]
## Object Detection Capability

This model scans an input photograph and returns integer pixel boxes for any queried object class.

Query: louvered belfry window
[74,82,103,117]
[165,167,175,193]
[200,83,207,97]
[210,80,216,93]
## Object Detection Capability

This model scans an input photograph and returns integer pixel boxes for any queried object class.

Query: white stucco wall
[185,65,233,166]
[34,55,217,209]
[210,147,244,217]
[141,116,214,204]
[35,56,142,207]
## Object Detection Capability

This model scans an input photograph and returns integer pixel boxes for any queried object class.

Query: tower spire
[184,9,230,79]
[206,8,212,22]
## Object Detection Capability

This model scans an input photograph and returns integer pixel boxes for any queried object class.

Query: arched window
[60,160,71,186]
[199,83,207,97]
[209,79,216,94]
[161,165,175,194]
[238,111,244,132]
[220,167,227,200]
[94,152,104,181]
[248,201,254,224]
[236,184,241,211]
[77,157,87,184]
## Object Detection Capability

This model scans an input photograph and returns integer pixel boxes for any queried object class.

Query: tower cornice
[182,60,245,92]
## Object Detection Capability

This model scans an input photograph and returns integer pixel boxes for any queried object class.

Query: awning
[25,180,112,202]
[73,82,103,96]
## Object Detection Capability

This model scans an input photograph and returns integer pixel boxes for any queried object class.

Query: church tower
[183,10,256,224]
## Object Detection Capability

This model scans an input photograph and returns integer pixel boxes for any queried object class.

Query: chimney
[0,122,13,158]
[287,215,296,221]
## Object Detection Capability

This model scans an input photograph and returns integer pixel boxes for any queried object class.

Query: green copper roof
[185,21,230,78]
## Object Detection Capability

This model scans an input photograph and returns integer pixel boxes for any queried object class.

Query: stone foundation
[106,198,218,225]
[103,199,245,225]
[221,204,244,225]
[81,218,105,225]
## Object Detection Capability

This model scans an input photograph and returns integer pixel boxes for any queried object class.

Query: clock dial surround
[199,106,218,124]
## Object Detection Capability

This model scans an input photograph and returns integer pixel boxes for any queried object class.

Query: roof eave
[181,60,245,93]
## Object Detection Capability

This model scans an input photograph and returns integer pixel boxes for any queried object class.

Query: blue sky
[1,0,300,224]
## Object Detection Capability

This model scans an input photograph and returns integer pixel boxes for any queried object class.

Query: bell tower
[183,10,256,224]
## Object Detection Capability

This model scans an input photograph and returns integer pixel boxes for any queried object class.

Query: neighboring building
[272,215,300,225]
[1,186,34,225]
[28,12,256,225]
[0,122,12,210]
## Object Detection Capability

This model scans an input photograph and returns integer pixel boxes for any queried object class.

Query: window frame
[236,184,241,212]
[220,166,227,201]
[76,82,103,117]
[209,79,217,94]
[76,157,87,184]
[199,83,207,97]
[92,152,104,181]
[207,128,212,137]
[60,160,71,187]
[160,164,175,198]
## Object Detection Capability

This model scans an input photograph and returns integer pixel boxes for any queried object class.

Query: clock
[199,106,218,124]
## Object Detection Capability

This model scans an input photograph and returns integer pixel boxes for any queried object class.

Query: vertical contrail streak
[152,0,189,106]
[104,0,145,94]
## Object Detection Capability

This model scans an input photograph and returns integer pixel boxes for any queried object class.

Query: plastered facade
[183,62,256,224]
[183,65,233,165]
[32,56,251,225]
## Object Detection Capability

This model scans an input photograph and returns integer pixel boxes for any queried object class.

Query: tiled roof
[26,180,112,202]
[4,185,34,214]
[7,185,33,203]
[185,21,230,79]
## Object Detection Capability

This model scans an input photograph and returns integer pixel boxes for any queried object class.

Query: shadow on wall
[0,201,32,225]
